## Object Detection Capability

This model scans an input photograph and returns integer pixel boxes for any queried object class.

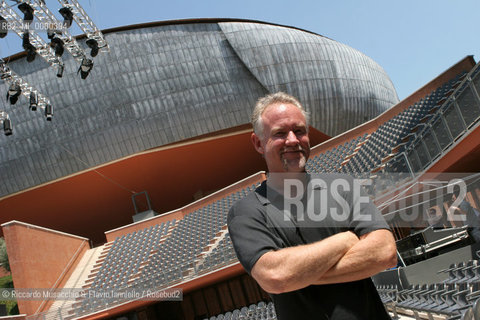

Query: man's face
[252,103,310,173]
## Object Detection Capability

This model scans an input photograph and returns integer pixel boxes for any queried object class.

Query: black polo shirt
[228,174,391,320]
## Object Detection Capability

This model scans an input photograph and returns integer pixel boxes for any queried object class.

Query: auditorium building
[1,18,480,320]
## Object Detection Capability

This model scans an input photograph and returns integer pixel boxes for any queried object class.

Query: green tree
[0,238,9,272]
[0,238,16,315]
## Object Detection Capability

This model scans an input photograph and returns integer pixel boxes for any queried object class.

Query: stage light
[45,104,53,121]
[46,23,61,40]
[59,7,73,28]
[6,82,21,105]
[50,37,64,57]
[57,63,64,78]
[77,58,93,79]
[29,92,37,111]
[3,118,12,136]
[22,32,36,62]
[0,15,7,38]
[18,3,34,23]
[47,28,55,40]
[86,38,99,57]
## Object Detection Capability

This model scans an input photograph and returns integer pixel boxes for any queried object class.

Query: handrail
[376,61,480,196]
[31,239,89,316]
[378,172,480,213]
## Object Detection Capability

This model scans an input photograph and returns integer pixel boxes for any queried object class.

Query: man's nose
[285,131,299,145]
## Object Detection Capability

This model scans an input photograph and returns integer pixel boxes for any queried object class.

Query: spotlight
[86,38,99,57]
[47,28,55,40]
[22,31,29,47]
[18,3,34,23]
[47,22,61,39]
[3,118,12,136]
[0,15,7,38]
[77,58,93,79]
[29,92,37,111]
[6,82,21,105]
[57,63,64,78]
[50,37,64,57]
[22,32,36,62]
[59,7,73,28]
[45,104,53,121]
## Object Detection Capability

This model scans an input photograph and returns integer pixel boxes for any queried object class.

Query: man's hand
[251,231,359,294]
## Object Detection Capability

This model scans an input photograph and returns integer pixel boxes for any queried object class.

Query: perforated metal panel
[432,117,452,150]
[443,103,466,140]
[456,85,480,127]
[422,131,441,161]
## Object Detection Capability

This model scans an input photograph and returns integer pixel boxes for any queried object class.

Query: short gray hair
[251,92,309,137]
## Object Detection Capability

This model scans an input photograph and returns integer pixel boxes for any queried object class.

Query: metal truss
[17,0,88,62]
[1,58,51,108]
[0,1,63,68]
[57,0,109,54]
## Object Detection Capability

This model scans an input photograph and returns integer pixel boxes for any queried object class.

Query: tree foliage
[0,238,9,272]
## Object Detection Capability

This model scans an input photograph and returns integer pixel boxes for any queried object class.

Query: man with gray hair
[228,92,397,319]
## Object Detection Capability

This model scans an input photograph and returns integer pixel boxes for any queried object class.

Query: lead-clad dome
[0,19,398,197]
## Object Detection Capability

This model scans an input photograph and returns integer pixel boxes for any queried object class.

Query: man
[448,186,480,242]
[228,92,397,319]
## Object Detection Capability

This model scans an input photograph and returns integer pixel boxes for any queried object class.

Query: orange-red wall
[2,221,89,315]
[105,172,266,242]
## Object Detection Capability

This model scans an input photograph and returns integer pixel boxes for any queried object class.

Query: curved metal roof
[0,19,398,197]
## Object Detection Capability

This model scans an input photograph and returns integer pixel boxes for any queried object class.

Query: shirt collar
[254,175,311,206]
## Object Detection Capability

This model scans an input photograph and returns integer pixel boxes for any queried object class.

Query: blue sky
[1,0,479,100]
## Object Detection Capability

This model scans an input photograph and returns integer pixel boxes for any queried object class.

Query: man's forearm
[315,229,397,285]
[251,231,359,294]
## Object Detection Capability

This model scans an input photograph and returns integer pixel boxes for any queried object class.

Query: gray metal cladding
[219,22,398,135]
[0,20,398,196]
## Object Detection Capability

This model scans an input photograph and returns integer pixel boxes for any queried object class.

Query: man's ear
[251,133,264,155]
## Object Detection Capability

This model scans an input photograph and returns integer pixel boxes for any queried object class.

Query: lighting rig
[57,0,110,79]
[57,0,109,56]
[1,58,53,129]
[14,0,108,78]
[0,1,63,68]
[0,0,108,136]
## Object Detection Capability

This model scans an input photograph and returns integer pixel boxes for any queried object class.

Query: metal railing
[376,62,480,195]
